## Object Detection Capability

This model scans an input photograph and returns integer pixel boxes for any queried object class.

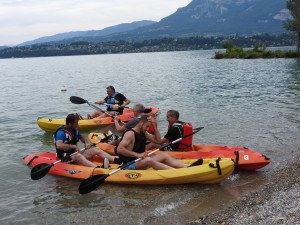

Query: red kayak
[88,132,271,171]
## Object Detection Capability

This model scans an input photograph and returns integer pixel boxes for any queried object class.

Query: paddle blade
[70,96,87,104]
[30,163,53,180]
[79,174,109,194]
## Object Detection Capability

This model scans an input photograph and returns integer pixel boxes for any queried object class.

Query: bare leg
[152,154,188,168]
[90,111,104,118]
[135,157,174,170]
[83,147,116,163]
[97,111,116,118]
[71,154,97,167]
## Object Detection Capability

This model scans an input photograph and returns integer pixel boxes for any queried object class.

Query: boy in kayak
[54,113,119,168]
[115,115,201,169]
[85,85,131,119]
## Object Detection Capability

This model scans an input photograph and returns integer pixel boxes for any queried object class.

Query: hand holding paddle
[70,96,114,118]
[78,127,204,194]
[103,103,130,109]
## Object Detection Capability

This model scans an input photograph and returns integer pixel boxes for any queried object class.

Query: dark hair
[167,110,179,119]
[137,115,149,123]
[106,85,115,93]
[66,114,78,125]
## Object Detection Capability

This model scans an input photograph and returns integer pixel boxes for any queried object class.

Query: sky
[0,0,192,46]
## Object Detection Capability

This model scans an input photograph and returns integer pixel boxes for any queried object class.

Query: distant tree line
[215,44,299,59]
[0,33,297,59]
[283,0,300,55]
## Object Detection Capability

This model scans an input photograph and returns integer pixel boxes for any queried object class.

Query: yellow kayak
[37,107,159,132]
[23,152,234,184]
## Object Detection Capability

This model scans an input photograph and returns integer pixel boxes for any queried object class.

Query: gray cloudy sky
[0,0,192,46]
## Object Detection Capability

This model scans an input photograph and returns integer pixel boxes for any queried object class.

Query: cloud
[0,0,191,45]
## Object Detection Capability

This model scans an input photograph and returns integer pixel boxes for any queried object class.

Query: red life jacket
[147,117,158,134]
[170,122,193,151]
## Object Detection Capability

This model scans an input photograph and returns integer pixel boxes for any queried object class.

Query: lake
[0,49,299,225]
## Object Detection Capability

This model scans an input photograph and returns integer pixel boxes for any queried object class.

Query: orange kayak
[37,107,159,132]
[88,132,270,171]
[22,152,234,184]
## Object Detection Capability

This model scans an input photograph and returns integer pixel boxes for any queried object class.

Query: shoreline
[189,160,300,225]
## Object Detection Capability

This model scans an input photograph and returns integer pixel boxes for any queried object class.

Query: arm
[95,99,106,105]
[117,131,146,158]
[114,117,127,132]
[120,98,131,109]
[145,117,162,143]
[55,140,79,152]
[79,135,90,149]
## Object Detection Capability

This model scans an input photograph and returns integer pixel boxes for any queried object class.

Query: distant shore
[188,159,300,225]
[0,33,296,59]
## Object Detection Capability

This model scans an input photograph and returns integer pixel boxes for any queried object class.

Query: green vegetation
[214,45,298,59]
[214,0,300,59]
[283,0,300,55]
[0,33,297,59]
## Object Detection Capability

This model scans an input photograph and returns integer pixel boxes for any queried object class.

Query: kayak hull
[88,132,270,171]
[23,152,234,184]
[37,107,159,132]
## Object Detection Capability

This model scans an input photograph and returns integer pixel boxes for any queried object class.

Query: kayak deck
[23,152,234,185]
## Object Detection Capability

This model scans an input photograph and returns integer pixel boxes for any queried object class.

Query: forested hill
[18,20,157,46]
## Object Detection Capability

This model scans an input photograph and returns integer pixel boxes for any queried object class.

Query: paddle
[70,96,114,118]
[78,126,204,194]
[30,140,102,180]
[70,96,132,117]
[104,103,130,109]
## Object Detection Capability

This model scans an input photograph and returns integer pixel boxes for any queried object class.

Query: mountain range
[19,20,156,46]
[19,0,290,46]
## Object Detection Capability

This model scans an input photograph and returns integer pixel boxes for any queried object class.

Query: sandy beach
[189,160,300,225]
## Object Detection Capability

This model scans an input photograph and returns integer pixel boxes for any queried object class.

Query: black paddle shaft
[70,96,114,118]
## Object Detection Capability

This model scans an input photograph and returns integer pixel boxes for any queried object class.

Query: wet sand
[188,160,300,225]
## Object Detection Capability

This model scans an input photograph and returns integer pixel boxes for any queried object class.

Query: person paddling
[84,85,130,119]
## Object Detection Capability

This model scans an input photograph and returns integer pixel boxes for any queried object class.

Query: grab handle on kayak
[209,158,222,175]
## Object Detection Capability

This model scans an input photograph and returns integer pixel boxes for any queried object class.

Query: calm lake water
[0,49,299,225]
